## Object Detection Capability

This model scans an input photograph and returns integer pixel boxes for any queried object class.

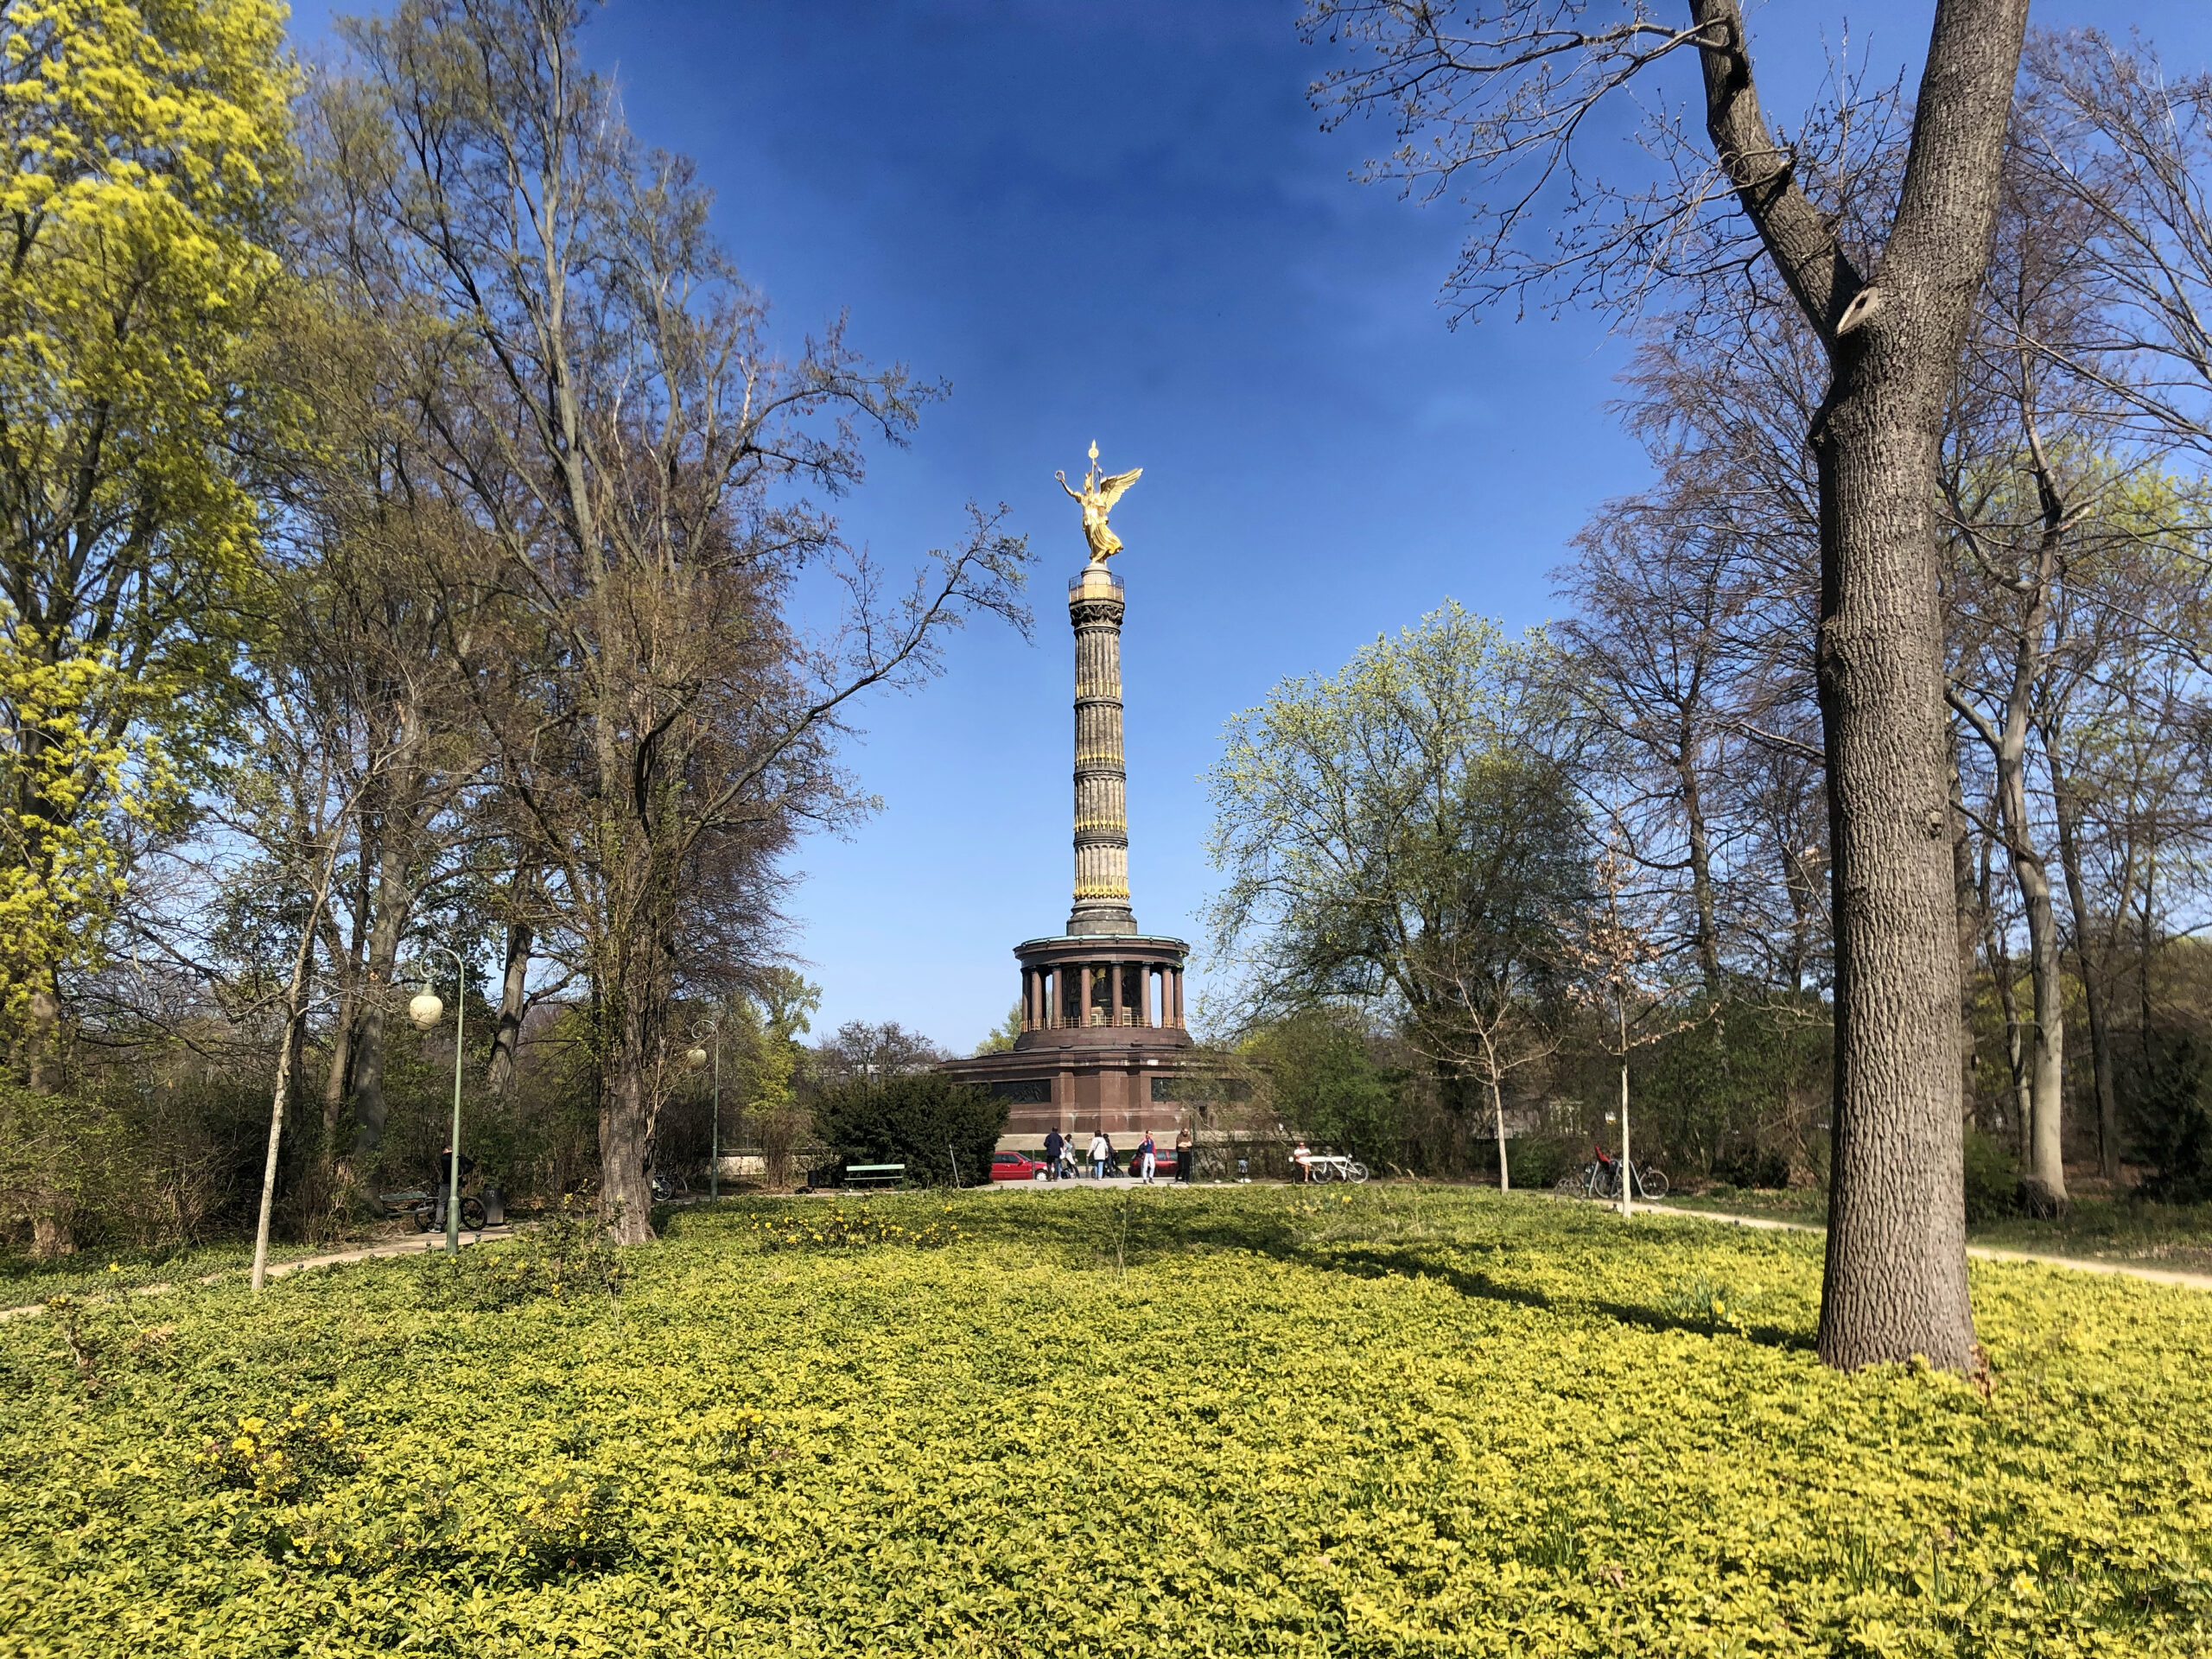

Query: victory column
[936,444,1217,1146]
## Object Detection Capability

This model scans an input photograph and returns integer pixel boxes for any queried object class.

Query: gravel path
[1637,1201,2212,1292]
[0,1225,514,1321]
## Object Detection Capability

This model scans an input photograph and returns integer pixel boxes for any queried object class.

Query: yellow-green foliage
[750,1199,968,1251]
[0,1189,2207,1656]
[0,0,293,1007]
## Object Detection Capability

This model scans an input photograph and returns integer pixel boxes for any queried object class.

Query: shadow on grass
[665,1188,1821,1352]
[1312,1237,1815,1352]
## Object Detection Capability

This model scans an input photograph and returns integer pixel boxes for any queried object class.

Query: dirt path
[0,1225,515,1322]
[1639,1202,2212,1293]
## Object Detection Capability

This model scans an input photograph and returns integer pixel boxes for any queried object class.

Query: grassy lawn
[1,1186,2207,1656]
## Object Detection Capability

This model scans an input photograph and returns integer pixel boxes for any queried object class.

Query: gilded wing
[1094,466,1143,511]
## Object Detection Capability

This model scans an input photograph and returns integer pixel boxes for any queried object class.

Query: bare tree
[1306,0,2030,1369]
[309,0,1030,1242]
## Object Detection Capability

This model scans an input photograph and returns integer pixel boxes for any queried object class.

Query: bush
[1242,1010,1404,1168]
[413,1196,626,1310]
[1503,1132,1578,1190]
[1963,1126,2022,1222]
[2129,1033,2212,1204]
[808,1071,1006,1187]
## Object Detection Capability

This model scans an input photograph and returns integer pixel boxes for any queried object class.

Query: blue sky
[287,2,2212,1052]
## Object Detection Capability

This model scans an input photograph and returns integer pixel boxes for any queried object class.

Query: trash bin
[482,1185,505,1227]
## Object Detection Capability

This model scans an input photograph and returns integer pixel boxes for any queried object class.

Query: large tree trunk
[1680,751,1722,991]
[1999,743,2067,1209]
[319,891,365,1166]
[1949,741,1981,1119]
[349,706,426,1162]
[2048,742,2120,1182]
[1689,0,2024,1372]
[594,804,674,1246]
[486,896,533,1095]
[347,812,410,1160]
[1812,375,1976,1371]
[2013,840,2068,1214]
[598,950,661,1246]
[23,984,70,1255]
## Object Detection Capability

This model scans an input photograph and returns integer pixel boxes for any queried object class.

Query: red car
[988,1150,1052,1181]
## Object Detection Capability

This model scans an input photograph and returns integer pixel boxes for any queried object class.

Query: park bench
[842,1163,906,1191]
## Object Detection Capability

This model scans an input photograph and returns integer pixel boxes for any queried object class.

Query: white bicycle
[1304,1154,1370,1184]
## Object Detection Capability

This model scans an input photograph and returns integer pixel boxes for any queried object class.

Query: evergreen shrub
[1964,1127,2023,1222]
[808,1071,1006,1187]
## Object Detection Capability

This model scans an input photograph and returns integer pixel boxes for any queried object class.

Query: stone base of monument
[938,1041,1244,1142]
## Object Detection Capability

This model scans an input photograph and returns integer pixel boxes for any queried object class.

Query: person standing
[1088,1129,1109,1180]
[1137,1130,1157,1185]
[1043,1128,1065,1182]
[1174,1124,1194,1184]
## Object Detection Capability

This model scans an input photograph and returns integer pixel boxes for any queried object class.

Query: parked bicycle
[1305,1154,1370,1184]
[378,1186,490,1233]
[1554,1151,1667,1202]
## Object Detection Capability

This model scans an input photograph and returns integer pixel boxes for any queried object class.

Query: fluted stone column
[1068,563,1136,936]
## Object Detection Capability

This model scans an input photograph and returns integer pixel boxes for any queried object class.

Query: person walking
[1174,1124,1193,1184]
[1088,1129,1109,1181]
[1101,1132,1118,1179]
[1043,1128,1065,1182]
[1137,1130,1158,1185]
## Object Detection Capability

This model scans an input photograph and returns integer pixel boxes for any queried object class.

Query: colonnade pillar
[1014,956,1187,1035]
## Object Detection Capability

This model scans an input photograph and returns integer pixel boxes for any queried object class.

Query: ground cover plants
[0,1186,2206,1656]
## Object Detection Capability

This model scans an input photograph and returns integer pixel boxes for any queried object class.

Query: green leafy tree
[732,969,817,1188]
[0,0,293,1080]
[1242,1007,1402,1168]
[1204,602,1586,1135]
[973,1002,1022,1055]
[308,0,1029,1243]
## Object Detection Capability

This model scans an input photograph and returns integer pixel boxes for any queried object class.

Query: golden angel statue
[1057,441,1142,563]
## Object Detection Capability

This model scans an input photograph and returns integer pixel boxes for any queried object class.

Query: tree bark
[486,899,533,1095]
[320,851,369,1164]
[1688,0,2024,1371]
[599,946,661,1246]
[2047,734,2119,1182]
[1949,741,1982,1122]
[2013,838,2068,1214]
[1680,749,1723,990]
[1488,1071,1510,1192]
[347,805,409,1160]
[321,983,359,1166]
[1810,366,1980,1368]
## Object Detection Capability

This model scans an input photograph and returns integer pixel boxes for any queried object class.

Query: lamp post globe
[685,1046,709,1068]
[408,990,444,1029]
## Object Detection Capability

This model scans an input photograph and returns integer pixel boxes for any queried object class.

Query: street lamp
[408,944,470,1256]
